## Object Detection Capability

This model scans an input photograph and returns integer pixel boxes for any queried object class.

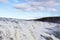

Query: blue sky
[0,0,60,19]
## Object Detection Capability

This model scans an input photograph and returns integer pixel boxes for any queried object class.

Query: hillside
[0,17,60,40]
[30,17,60,23]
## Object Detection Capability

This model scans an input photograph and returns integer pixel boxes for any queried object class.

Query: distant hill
[30,17,60,23]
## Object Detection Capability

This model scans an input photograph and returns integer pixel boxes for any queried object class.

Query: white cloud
[14,3,45,11]
[48,8,58,13]
[13,0,60,12]
[14,3,32,11]
[1,0,59,12]
[0,0,9,3]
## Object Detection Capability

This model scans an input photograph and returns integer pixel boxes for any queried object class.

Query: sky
[0,0,60,19]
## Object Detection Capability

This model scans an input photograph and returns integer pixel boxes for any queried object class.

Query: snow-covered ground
[0,17,60,40]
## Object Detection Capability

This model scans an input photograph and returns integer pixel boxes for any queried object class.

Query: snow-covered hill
[0,17,60,40]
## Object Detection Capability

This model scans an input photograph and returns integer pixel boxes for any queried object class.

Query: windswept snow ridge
[0,17,60,40]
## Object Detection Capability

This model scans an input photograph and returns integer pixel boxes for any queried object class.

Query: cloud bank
[14,0,60,12]
[0,0,9,3]
[0,0,60,12]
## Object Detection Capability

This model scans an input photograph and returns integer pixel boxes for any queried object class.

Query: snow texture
[0,17,60,40]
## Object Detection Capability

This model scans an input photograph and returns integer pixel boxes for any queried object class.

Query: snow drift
[0,17,60,40]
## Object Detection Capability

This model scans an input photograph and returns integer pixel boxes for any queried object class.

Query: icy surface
[0,17,60,40]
